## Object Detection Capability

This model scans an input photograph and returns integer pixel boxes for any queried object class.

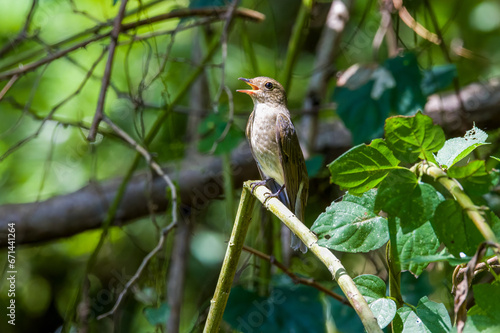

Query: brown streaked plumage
[237,76,309,253]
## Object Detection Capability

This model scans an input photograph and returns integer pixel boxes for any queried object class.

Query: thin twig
[96,221,177,320]
[0,0,38,58]
[0,7,265,81]
[0,75,19,102]
[96,116,179,319]
[87,0,129,142]
[242,245,351,306]
[392,0,440,45]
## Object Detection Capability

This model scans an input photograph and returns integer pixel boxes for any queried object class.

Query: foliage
[313,111,500,331]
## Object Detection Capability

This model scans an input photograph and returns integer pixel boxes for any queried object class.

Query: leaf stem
[387,217,404,307]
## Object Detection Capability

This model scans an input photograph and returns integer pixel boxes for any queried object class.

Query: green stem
[418,162,498,244]
[247,181,383,333]
[222,152,235,220]
[65,37,220,329]
[387,217,403,308]
[282,0,313,92]
[204,187,256,332]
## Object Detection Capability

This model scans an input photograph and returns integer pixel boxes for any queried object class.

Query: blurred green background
[0,0,500,332]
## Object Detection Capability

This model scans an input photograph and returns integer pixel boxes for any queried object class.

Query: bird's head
[237,76,287,107]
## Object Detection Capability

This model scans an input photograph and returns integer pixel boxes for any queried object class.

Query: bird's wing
[276,113,309,220]
[246,111,265,179]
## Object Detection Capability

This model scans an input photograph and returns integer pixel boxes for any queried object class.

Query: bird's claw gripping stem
[263,184,286,205]
[250,179,272,194]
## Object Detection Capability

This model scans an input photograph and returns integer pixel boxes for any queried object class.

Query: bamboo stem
[204,187,256,332]
[246,181,382,333]
[418,162,498,244]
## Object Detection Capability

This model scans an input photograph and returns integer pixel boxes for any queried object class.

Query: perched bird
[237,76,309,253]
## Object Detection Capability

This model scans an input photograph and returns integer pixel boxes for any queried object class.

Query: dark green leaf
[334,65,392,144]
[431,200,484,256]
[397,221,441,277]
[384,111,445,163]
[473,282,500,321]
[305,155,324,178]
[393,297,452,333]
[328,144,400,194]
[421,64,457,96]
[415,296,452,333]
[311,190,389,252]
[383,53,426,115]
[143,302,170,326]
[435,125,489,168]
[224,280,325,333]
[375,169,440,232]
[189,0,225,8]
[353,274,387,302]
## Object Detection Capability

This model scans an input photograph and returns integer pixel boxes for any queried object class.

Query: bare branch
[242,245,351,306]
[87,0,129,142]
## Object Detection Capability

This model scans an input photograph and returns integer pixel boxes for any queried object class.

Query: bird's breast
[249,105,284,185]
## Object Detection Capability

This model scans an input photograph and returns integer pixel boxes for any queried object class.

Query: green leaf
[448,160,494,195]
[311,190,389,252]
[370,298,397,330]
[435,125,489,168]
[431,200,484,256]
[198,109,243,155]
[369,138,400,166]
[328,144,400,195]
[375,169,441,232]
[384,111,445,163]
[403,248,470,267]
[473,282,500,321]
[334,65,392,144]
[397,221,441,277]
[393,297,452,333]
[421,64,457,96]
[224,279,325,333]
[416,297,452,333]
[353,274,387,302]
[305,155,324,178]
[143,302,170,326]
[353,274,396,330]
[383,53,427,116]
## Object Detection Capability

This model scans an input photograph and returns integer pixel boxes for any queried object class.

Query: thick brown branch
[1,78,500,246]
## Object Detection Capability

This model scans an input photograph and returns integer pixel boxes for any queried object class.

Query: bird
[237,76,309,253]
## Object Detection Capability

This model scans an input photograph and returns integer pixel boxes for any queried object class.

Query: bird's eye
[264,82,273,90]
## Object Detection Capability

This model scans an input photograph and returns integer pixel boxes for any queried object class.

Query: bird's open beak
[237,78,259,95]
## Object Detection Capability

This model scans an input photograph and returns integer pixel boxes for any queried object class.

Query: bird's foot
[263,184,286,204]
[250,179,272,194]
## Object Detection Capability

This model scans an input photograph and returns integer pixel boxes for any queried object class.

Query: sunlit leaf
[328,144,400,195]
[375,169,440,232]
[311,190,389,252]
[435,125,489,168]
[385,111,445,163]
[393,297,451,333]
[448,160,495,195]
